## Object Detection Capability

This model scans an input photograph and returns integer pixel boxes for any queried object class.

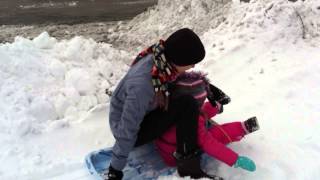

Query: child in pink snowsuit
[155,72,258,172]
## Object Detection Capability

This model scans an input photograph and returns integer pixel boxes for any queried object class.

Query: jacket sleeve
[197,115,239,166]
[201,101,219,119]
[110,82,153,170]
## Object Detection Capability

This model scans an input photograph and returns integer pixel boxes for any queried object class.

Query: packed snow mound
[199,0,320,66]
[112,0,320,51]
[113,0,232,51]
[203,0,320,43]
[1,0,320,179]
[0,32,130,137]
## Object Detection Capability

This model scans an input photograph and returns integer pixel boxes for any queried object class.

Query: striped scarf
[132,40,178,110]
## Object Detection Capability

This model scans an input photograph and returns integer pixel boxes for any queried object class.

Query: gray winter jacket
[109,54,157,170]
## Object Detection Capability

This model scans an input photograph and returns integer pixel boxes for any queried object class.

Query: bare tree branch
[264,3,274,16]
[295,9,306,39]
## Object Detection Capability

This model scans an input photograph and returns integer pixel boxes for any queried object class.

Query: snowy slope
[0,34,128,179]
[1,0,320,179]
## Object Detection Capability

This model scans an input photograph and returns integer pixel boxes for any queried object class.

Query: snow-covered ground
[1,0,320,179]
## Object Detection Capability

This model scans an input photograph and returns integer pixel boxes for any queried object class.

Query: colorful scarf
[132,40,178,110]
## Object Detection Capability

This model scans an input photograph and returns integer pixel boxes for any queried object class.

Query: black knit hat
[164,28,205,66]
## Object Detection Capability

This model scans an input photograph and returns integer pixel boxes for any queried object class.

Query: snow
[0,33,129,179]
[1,0,320,179]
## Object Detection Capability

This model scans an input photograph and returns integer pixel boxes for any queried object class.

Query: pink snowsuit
[155,102,247,167]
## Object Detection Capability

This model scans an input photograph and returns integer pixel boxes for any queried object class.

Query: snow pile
[295,0,320,39]
[111,0,232,51]
[0,32,130,137]
[112,0,320,51]
[0,0,320,179]
[202,0,320,45]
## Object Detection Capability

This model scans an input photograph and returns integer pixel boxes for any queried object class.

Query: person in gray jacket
[106,28,219,179]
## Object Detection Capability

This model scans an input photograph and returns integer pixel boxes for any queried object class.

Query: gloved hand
[208,84,231,105]
[104,165,123,180]
[234,156,256,172]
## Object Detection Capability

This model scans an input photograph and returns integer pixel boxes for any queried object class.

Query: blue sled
[85,143,176,180]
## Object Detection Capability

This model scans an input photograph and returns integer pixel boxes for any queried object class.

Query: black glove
[104,165,123,180]
[208,84,231,105]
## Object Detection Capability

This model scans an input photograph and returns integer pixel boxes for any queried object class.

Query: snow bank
[110,0,231,51]
[112,0,320,52]
[1,0,320,179]
[0,32,130,137]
